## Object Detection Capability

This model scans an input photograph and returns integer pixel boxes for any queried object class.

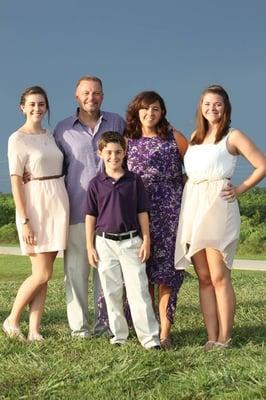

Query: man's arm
[85,214,98,268]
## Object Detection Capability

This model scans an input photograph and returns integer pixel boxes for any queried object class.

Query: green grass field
[0,255,265,400]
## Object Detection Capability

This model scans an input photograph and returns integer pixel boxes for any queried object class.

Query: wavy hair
[124,91,170,139]
[191,84,231,145]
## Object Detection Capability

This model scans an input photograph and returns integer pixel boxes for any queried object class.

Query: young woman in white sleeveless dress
[3,86,69,342]
[175,85,266,350]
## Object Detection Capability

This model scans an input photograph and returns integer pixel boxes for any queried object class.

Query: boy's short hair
[98,131,126,151]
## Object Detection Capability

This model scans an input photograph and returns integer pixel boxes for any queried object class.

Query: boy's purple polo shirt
[85,170,149,234]
[53,110,125,224]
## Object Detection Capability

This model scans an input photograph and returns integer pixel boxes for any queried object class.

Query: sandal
[214,338,232,349]
[2,318,26,341]
[160,337,172,350]
[203,340,216,352]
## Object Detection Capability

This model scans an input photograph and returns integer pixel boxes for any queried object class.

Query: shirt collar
[98,169,131,182]
[72,108,107,127]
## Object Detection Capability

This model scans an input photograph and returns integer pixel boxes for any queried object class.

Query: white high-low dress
[175,131,240,270]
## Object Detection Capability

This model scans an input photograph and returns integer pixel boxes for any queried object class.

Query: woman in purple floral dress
[124,91,188,348]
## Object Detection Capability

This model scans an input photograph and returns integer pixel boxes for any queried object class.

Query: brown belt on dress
[28,174,63,181]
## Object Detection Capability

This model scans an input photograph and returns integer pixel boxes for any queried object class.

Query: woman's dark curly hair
[124,91,170,139]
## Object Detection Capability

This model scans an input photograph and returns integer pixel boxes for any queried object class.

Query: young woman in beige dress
[175,85,266,350]
[3,86,69,342]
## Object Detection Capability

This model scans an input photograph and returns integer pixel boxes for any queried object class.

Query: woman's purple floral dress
[126,130,185,322]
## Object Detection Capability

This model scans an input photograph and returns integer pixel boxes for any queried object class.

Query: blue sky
[0,0,265,192]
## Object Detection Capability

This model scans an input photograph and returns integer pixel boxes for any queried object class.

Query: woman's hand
[22,223,36,245]
[221,182,238,202]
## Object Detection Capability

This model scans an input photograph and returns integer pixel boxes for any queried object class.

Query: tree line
[0,188,265,256]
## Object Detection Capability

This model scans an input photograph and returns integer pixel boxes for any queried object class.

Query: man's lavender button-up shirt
[54,111,125,224]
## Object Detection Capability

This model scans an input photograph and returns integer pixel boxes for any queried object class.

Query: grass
[0,255,265,400]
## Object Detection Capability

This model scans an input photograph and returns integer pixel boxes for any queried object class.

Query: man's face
[75,80,104,114]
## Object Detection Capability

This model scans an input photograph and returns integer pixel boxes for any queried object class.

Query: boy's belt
[96,230,138,241]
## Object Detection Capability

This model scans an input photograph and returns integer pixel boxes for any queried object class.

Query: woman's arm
[222,129,266,200]
[10,175,35,245]
[173,129,188,158]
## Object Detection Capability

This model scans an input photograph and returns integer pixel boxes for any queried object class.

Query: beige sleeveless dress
[175,132,240,270]
[8,130,69,255]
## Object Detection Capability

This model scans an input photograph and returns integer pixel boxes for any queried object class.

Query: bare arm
[137,211,150,263]
[172,129,189,158]
[222,129,266,200]
[10,175,35,245]
[85,214,98,268]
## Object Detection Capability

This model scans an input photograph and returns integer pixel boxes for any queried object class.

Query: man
[54,76,125,337]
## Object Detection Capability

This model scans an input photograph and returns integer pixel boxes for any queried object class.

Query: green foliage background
[0,188,265,256]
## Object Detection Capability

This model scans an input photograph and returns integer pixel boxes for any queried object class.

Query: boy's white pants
[96,235,160,348]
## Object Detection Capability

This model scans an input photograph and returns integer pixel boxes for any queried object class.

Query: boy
[85,131,160,349]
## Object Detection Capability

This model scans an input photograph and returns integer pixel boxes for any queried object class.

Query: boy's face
[98,142,125,171]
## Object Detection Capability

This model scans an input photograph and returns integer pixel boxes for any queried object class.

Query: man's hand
[22,169,32,184]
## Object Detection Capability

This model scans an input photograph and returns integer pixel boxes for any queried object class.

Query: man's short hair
[75,75,103,90]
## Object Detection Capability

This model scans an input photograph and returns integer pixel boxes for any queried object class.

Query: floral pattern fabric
[126,130,185,322]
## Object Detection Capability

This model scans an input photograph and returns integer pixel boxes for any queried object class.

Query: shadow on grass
[231,325,266,345]
[171,324,266,348]
[0,308,69,331]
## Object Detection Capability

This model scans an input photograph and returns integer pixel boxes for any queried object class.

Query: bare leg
[192,250,218,342]
[206,248,235,343]
[149,283,156,312]
[28,252,57,336]
[158,284,172,340]
[7,252,56,332]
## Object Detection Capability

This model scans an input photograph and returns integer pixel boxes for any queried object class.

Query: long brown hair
[191,84,231,145]
[124,91,170,139]
[20,85,50,122]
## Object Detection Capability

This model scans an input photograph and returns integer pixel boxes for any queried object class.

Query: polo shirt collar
[98,169,131,182]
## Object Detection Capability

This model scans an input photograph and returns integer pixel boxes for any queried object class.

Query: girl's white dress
[175,132,240,270]
[8,130,69,255]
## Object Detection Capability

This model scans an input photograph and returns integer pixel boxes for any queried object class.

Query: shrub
[0,194,15,227]
[0,223,18,243]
